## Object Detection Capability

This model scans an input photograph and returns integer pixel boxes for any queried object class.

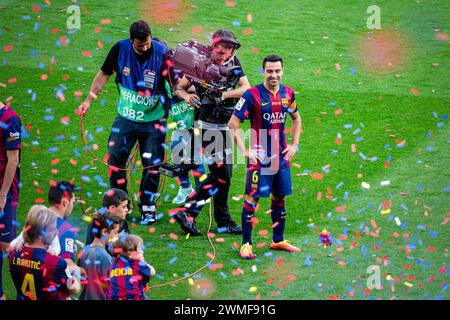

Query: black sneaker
[139,204,157,225]
[174,211,201,236]
[220,223,242,235]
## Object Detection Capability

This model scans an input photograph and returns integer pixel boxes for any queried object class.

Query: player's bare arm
[282,111,301,161]
[76,70,111,116]
[0,149,20,211]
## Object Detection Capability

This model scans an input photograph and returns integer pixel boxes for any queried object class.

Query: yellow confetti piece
[404,282,413,287]
[386,275,393,281]
[167,122,177,130]
[188,278,194,286]
[381,208,391,215]
[249,286,257,292]
[193,128,200,136]
[82,215,93,223]
[186,233,190,240]
[199,174,208,182]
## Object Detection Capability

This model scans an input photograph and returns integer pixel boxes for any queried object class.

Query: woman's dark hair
[263,55,283,69]
[130,20,152,41]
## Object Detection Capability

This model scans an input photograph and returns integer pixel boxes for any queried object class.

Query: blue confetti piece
[442,186,450,191]
[220,272,227,279]
[343,124,353,129]
[168,257,177,264]
[428,231,438,238]
[264,252,273,257]
[73,148,80,157]
[34,22,39,31]
[23,16,31,20]
[358,152,366,160]
[258,67,263,74]
[416,183,423,192]
[353,128,361,135]
[48,147,58,153]
[443,114,449,120]
[350,67,355,76]
[304,256,312,266]
[44,115,54,121]
[230,259,239,266]
[232,20,241,27]
[400,204,409,212]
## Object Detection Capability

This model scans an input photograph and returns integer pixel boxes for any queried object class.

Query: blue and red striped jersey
[0,105,21,200]
[8,246,71,300]
[107,255,151,300]
[57,217,78,262]
[233,83,298,170]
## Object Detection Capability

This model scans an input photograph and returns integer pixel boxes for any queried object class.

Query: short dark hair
[102,188,129,208]
[130,20,152,41]
[263,55,283,70]
[48,181,76,206]
[91,214,121,239]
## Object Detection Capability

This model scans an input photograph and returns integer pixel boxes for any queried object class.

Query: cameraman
[173,29,250,235]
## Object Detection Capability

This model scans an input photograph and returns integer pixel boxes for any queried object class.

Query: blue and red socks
[271,198,286,243]
[241,201,257,245]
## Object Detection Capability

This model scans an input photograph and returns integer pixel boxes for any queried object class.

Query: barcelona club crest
[281,98,289,108]
[123,66,130,76]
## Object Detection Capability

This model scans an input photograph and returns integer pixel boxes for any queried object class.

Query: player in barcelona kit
[0,100,21,299]
[228,55,302,259]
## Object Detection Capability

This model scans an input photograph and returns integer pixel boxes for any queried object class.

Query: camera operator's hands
[184,93,201,108]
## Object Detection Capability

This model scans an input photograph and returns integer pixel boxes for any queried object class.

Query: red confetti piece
[94,27,101,32]
[275,257,283,264]
[40,74,48,80]
[116,178,126,185]
[50,28,59,34]
[8,78,17,83]
[69,159,77,166]
[51,159,60,165]
[329,294,339,300]
[97,41,103,49]
[336,205,346,212]
[251,47,260,54]
[225,1,236,7]
[410,88,420,95]
[82,51,92,57]
[242,29,252,35]
[32,5,41,11]
[335,63,341,71]
[258,229,268,235]
[101,19,111,24]
[335,108,343,116]
[3,45,13,52]
[35,198,45,204]
[60,117,70,125]
[192,26,202,33]
[247,13,253,23]
[311,172,323,180]
[403,264,412,269]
